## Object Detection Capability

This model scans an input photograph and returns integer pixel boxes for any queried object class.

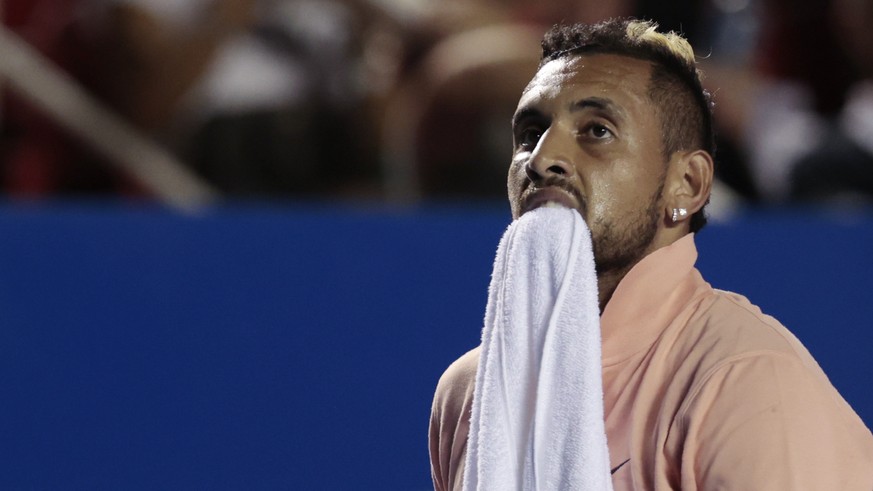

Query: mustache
[525,176,586,211]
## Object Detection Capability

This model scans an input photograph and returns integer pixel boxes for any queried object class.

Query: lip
[521,186,581,215]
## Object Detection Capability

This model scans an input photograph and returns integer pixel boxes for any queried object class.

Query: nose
[525,129,575,182]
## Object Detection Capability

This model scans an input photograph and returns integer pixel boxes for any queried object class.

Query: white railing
[0,26,219,212]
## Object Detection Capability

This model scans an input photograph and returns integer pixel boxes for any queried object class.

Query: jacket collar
[600,233,709,365]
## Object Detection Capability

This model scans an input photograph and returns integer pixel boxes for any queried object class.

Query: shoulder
[668,291,873,487]
[434,346,480,408]
[676,289,873,446]
[670,287,862,423]
[430,347,480,491]
[687,288,819,366]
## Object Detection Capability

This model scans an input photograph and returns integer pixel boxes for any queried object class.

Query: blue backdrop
[0,202,870,490]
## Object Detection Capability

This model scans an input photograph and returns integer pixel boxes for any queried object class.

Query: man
[429,18,873,490]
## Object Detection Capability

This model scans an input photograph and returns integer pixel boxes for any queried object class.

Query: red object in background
[2,0,138,197]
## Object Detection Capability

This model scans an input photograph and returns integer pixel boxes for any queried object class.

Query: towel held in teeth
[463,206,614,491]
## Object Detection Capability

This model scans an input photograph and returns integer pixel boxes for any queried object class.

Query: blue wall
[0,202,870,490]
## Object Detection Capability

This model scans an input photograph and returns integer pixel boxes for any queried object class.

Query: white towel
[463,206,613,491]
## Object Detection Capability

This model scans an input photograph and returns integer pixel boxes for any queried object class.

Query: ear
[663,150,714,227]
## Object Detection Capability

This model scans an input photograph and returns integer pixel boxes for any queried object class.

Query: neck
[595,234,678,312]
[596,264,634,313]
[595,226,690,312]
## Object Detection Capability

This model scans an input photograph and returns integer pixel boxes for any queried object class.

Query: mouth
[521,185,581,215]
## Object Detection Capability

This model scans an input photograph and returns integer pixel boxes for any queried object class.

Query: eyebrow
[512,96,626,128]
[570,97,626,120]
[511,107,542,129]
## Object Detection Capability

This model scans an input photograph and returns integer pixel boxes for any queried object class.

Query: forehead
[518,53,654,113]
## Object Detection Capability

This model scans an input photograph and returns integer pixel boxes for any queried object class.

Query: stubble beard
[507,168,664,279]
[590,181,664,279]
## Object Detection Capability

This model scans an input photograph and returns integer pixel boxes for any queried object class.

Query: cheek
[586,165,630,209]
[507,156,525,190]
[587,187,620,226]
[507,157,526,217]
[585,161,656,222]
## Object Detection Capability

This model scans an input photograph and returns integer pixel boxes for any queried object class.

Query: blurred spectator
[700,0,872,203]
[2,0,388,200]
[790,0,873,202]
[88,0,384,198]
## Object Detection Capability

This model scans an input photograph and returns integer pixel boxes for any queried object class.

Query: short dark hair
[540,18,715,233]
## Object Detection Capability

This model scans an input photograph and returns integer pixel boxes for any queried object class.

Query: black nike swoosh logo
[611,458,630,475]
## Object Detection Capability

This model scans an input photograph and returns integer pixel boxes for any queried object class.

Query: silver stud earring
[671,208,688,222]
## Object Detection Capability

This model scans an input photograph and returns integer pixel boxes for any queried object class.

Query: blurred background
[1,0,871,489]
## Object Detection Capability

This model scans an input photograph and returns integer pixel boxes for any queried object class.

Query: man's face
[508,53,668,274]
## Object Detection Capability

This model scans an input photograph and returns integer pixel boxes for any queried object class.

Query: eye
[516,127,543,150]
[582,122,614,140]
